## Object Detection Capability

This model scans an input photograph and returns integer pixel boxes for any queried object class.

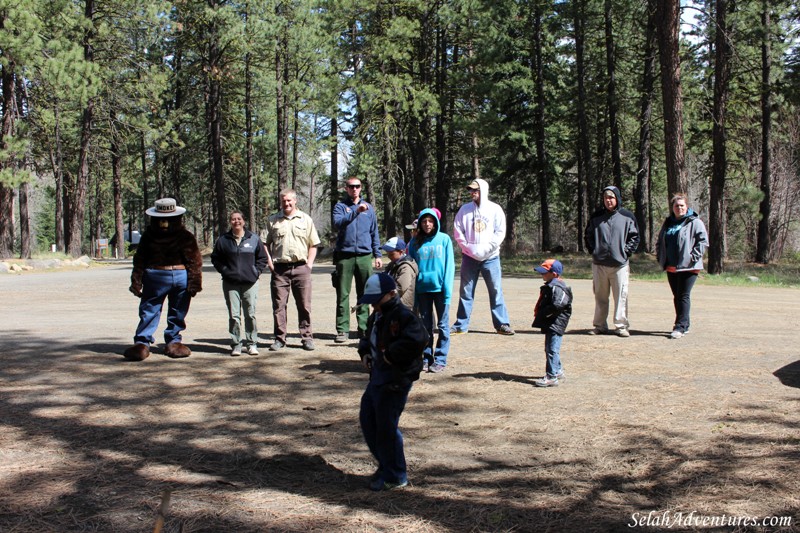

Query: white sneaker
[615,328,630,338]
[247,345,259,355]
[669,330,683,339]
[231,346,242,356]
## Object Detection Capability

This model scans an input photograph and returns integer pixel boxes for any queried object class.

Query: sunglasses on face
[346,184,362,189]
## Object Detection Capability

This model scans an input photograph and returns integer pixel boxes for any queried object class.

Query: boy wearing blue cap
[531,259,573,387]
[357,273,428,490]
[381,237,418,310]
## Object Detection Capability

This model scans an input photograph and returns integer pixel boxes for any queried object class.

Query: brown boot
[164,342,191,358]
[123,344,150,361]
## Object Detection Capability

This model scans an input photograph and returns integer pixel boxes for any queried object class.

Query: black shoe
[369,477,408,491]
[302,339,315,351]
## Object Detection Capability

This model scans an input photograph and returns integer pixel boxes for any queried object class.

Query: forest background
[0,0,798,274]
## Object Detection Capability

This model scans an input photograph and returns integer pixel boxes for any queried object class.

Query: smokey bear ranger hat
[146,198,186,217]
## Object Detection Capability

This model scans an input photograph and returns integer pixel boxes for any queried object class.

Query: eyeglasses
[346,184,362,189]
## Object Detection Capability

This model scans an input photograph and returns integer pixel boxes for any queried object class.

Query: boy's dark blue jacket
[358,295,428,389]
[210,230,269,284]
[531,277,573,335]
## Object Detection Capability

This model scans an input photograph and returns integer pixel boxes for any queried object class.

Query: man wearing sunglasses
[332,177,383,343]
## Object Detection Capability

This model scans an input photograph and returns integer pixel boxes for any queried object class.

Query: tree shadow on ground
[774,360,800,389]
[1,333,798,532]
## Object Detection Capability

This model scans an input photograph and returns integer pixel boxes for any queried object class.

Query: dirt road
[1,263,798,532]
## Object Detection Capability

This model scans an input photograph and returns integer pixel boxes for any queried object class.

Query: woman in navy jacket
[211,211,269,355]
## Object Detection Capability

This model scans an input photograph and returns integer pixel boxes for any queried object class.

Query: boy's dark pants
[359,380,411,484]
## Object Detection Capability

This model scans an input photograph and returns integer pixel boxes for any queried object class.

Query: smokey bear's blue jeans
[133,269,191,346]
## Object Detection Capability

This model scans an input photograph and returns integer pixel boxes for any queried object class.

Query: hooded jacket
[531,277,573,335]
[211,229,269,284]
[408,208,456,305]
[656,209,708,271]
[386,254,418,309]
[453,178,506,262]
[584,186,640,267]
[357,295,428,389]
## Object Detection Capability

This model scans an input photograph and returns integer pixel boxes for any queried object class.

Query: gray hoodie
[584,186,640,267]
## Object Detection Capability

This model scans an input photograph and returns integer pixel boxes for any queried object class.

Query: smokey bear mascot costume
[123,198,203,361]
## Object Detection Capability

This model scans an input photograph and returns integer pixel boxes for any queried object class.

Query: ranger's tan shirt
[265,210,321,263]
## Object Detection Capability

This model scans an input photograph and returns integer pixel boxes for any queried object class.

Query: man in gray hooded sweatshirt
[583,186,640,337]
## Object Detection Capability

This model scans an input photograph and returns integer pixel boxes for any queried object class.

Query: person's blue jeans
[223,279,259,349]
[667,271,698,333]
[544,331,563,379]
[417,292,450,366]
[453,255,510,331]
[134,269,191,345]
[359,380,411,486]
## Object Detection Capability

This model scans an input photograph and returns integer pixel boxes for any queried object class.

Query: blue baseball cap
[357,273,397,305]
[534,259,563,275]
[381,237,406,253]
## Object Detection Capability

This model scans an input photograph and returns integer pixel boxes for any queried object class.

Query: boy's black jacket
[531,278,573,335]
[359,295,428,387]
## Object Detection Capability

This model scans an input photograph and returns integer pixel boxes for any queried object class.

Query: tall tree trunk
[381,122,396,239]
[244,50,256,229]
[19,182,31,259]
[0,47,16,258]
[464,42,481,182]
[139,130,149,204]
[329,117,338,230]
[593,111,608,203]
[655,0,687,195]
[93,171,102,256]
[604,0,622,190]
[0,185,12,258]
[206,1,226,238]
[434,21,450,232]
[169,38,183,204]
[17,76,31,259]
[276,26,289,207]
[634,1,657,252]
[533,3,551,251]
[471,132,481,181]
[110,113,125,258]
[291,107,300,191]
[68,0,96,257]
[51,102,65,252]
[755,0,772,263]
[708,0,733,274]
[574,0,591,252]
